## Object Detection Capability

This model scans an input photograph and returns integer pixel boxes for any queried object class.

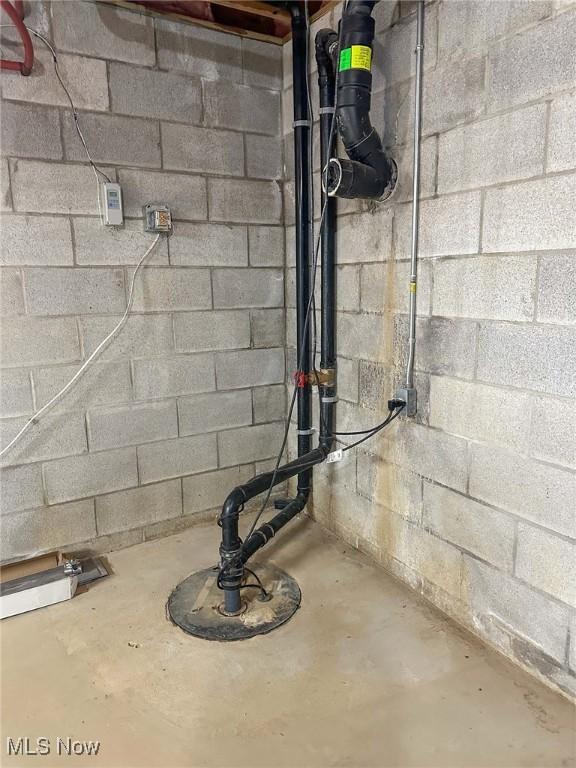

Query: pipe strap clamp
[297,428,316,436]
[319,107,335,115]
[293,119,312,128]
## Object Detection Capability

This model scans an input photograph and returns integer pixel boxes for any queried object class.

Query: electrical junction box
[100,182,124,227]
[144,204,172,233]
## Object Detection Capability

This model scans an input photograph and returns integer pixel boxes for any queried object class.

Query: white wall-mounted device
[100,182,124,227]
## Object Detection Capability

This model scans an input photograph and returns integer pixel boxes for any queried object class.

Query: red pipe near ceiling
[0,0,33,76]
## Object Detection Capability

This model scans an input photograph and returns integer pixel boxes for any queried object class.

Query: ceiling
[102,1,334,44]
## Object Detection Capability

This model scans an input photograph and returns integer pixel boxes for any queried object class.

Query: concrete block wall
[283,0,575,697]
[0,0,285,559]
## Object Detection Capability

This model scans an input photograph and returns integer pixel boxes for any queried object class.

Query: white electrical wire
[0,235,161,460]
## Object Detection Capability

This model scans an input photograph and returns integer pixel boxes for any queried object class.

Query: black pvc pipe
[327,0,397,200]
[292,3,313,495]
[316,28,338,450]
[217,4,315,615]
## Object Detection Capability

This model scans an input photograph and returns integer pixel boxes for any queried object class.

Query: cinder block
[215,348,285,390]
[204,80,280,136]
[208,179,282,225]
[337,312,388,362]
[212,267,283,308]
[469,442,576,538]
[423,482,515,570]
[156,18,242,81]
[537,253,576,325]
[10,160,115,215]
[63,113,161,169]
[183,464,254,514]
[109,62,202,123]
[438,105,546,194]
[488,10,576,110]
[337,356,359,403]
[374,3,437,88]
[433,255,537,321]
[283,181,295,227]
[80,314,173,361]
[253,384,285,424]
[1,412,87,470]
[1,102,62,160]
[178,390,252,436]
[248,226,284,267]
[385,136,437,204]
[438,0,552,59]
[477,322,576,396]
[429,376,531,451]
[395,192,481,258]
[385,512,463,599]
[361,260,431,315]
[422,56,486,135]
[52,1,155,64]
[34,362,132,412]
[251,309,285,349]
[137,434,217,485]
[0,464,44,514]
[483,175,576,253]
[245,135,283,179]
[174,311,251,352]
[395,422,469,493]
[530,395,576,470]
[0,268,24,316]
[357,360,393,415]
[336,266,360,312]
[119,170,207,221]
[169,223,247,267]
[1,500,96,561]
[242,38,282,89]
[162,123,244,176]
[0,214,73,266]
[73,218,169,266]
[43,447,138,504]
[417,317,478,379]
[0,369,32,417]
[357,454,422,524]
[1,158,11,211]
[133,354,215,399]
[88,400,178,451]
[463,556,570,663]
[130,267,211,313]
[336,209,394,264]
[1,48,109,111]
[24,267,125,316]
[1,316,79,366]
[96,479,182,536]
[516,523,575,607]
[547,92,576,172]
[218,422,284,466]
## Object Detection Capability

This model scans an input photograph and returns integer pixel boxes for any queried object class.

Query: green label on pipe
[339,45,372,72]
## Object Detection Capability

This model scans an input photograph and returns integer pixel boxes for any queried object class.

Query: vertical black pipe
[290,5,313,493]
[316,30,338,449]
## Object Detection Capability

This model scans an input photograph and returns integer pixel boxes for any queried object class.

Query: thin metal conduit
[405,0,424,390]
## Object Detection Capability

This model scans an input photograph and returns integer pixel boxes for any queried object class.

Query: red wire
[0,0,34,76]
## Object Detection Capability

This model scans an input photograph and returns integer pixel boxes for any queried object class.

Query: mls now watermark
[7,737,101,757]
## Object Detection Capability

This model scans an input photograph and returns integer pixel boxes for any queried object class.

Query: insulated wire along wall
[0,235,162,459]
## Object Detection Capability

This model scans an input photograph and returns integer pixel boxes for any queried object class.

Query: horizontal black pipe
[242,488,316,562]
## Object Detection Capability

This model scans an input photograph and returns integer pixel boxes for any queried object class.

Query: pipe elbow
[220,487,245,522]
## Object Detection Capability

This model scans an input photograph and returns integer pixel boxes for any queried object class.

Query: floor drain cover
[167,563,301,641]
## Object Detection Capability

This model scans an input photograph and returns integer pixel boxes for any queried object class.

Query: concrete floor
[2,517,575,768]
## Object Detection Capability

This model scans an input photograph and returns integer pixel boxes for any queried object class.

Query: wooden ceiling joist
[100,0,335,45]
